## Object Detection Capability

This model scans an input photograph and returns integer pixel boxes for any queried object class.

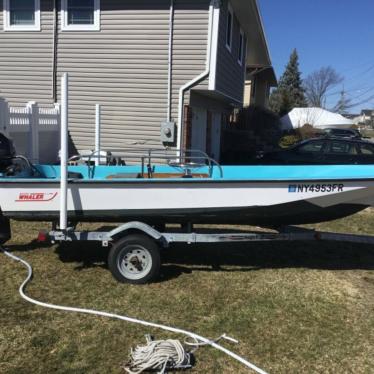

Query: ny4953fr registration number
[288,184,344,193]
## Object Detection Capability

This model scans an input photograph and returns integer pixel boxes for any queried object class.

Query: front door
[210,112,221,161]
[191,107,207,152]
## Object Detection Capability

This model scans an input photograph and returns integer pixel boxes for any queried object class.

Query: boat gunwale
[1,177,374,184]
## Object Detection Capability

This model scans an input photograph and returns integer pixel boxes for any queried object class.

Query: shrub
[296,124,320,139]
[279,134,301,148]
[234,105,282,145]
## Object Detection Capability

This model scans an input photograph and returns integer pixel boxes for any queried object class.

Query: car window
[298,141,325,153]
[360,144,374,155]
[326,141,357,154]
[327,129,357,136]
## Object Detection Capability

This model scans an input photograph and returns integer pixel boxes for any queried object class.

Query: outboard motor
[0,133,16,174]
[0,134,13,243]
[0,133,15,158]
[0,215,11,244]
[0,133,35,178]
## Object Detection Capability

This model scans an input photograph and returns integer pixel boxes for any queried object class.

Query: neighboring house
[244,66,277,108]
[361,109,374,126]
[346,110,374,128]
[0,0,275,161]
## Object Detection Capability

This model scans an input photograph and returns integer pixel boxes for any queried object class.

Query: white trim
[61,0,100,31]
[237,28,244,66]
[3,0,40,31]
[208,2,220,90]
[254,0,272,67]
[225,3,233,52]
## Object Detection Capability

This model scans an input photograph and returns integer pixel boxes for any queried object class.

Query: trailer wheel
[108,234,160,284]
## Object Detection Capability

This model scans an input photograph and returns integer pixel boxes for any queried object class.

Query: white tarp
[280,107,354,130]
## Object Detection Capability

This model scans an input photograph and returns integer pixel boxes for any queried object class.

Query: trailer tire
[108,234,160,284]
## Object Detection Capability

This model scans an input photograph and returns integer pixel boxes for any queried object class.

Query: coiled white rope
[124,335,187,374]
[1,247,269,374]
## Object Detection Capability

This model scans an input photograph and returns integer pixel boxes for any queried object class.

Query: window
[326,141,357,154]
[298,141,325,153]
[61,0,100,31]
[360,144,374,155]
[238,29,245,65]
[226,4,233,51]
[3,0,40,31]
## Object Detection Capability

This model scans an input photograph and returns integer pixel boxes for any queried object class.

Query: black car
[322,128,362,139]
[258,138,374,165]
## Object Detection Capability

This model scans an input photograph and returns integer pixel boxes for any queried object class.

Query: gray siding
[0,0,210,151]
[56,0,210,150]
[171,0,209,120]
[0,0,54,104]
[215,0,246,103]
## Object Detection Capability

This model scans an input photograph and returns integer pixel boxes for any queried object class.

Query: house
[345,110,374,128]
[244,66,277,108]
[0,0,275,161]
[361,109,374,126]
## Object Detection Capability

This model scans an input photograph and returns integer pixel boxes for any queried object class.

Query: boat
[1,146,374,228]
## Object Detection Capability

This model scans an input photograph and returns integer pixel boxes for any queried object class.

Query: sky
[259,0,374,113]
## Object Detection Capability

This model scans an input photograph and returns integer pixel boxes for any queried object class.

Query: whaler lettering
[16,192,57,202]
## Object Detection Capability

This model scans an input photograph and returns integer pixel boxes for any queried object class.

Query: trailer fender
[108,221,167,246]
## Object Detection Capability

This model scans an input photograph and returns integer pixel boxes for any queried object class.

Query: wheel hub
[129,255,144,271]
[118,246,153,280]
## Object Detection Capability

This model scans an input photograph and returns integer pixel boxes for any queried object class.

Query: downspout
[52,0,58,102]
[176,0,218,150]
[167,0,174,122]
[209,0,220,90]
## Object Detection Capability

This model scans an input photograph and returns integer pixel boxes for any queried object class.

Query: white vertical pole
[28,101,39,163]
[95,104,101,166]
[60,73,68,231]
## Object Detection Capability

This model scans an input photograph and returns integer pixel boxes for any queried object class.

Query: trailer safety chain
[1,247,269,374]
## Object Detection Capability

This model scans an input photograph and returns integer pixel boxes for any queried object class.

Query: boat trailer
[46,221,374,284]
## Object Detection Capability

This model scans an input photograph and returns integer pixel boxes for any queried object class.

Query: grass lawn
[1,212,374,374]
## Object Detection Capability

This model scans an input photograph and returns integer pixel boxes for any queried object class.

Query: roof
[280,107,355,130]
[246,66,277,87]
[230,0,276,83]
[344,114,360,119]
[361,109,373,116]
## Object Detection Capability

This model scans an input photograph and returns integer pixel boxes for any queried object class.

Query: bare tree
[303,66,343,108]
[332,88,352,114]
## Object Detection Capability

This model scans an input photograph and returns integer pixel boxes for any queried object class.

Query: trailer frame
[47,221,374,284]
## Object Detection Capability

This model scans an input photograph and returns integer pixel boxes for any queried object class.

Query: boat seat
[148,173,210,179]
[105,172,210,179]
[68,171,84,179]
[106,173,142,179]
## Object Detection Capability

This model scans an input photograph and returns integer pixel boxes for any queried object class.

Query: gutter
[167,0,174,122]
[176,0,219,150]
[52,0,58,102]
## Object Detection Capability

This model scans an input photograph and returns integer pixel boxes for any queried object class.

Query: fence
[0,99,60,163]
